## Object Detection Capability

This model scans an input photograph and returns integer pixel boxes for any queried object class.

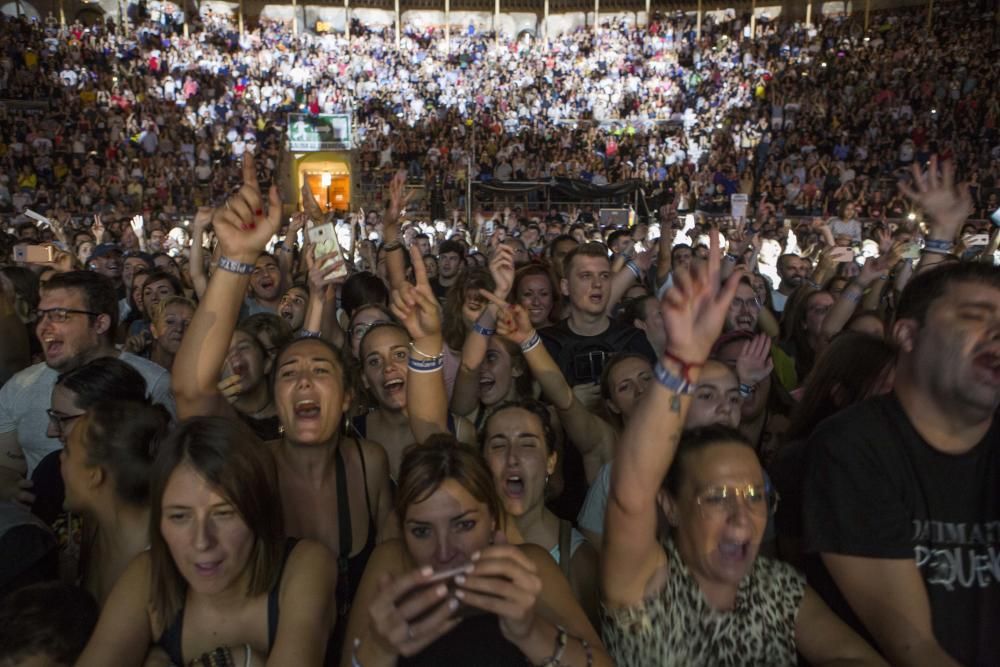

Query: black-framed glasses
[36,307,101,324]
[46,408,85,436]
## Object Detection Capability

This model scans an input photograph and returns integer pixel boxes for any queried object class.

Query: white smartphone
[307,222,348,282]
[990,205,1000,228]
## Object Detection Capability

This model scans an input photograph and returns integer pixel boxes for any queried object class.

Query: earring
[544,474,550,487]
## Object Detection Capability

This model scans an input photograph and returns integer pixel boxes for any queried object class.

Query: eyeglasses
[695,484,779,519]
[46,408,85,436]
[351,320,388,341]
[36,307,100,323]
[729,297,761,311]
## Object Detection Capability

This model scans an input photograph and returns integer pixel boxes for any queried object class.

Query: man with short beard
[772,253,809,315]
[801,262,1000,666]
[0,271,175,505]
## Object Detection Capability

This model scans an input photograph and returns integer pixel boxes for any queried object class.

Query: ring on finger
[406,625,416,641]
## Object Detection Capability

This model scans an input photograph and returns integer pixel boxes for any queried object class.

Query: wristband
[409,341,443,361]
[921,246,955,256]
[661,348,704,383]
[724,253,740,263]
[625,259,643,280]
[923,239,954,253]
[805,279,821,290]
[580,638,594,667]
[843,289,863,304]
[299,329,321,338]
[520,331,541,353]
[739,382,756,398]
[217,255,255,275]
[408,355,444,373]
[382,239,404,252]
[653,360,695,396]
[472,322,496,337]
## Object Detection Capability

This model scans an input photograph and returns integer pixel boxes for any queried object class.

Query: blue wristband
[924,239,954,252]
[473,322,496,337]
[408,356,444,373]
[520,331,541,353]
[217,256,255,275]
[653,360,695,395]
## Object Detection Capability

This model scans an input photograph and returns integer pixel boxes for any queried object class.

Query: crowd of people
[1,2,999,225]
[1,2,999,667]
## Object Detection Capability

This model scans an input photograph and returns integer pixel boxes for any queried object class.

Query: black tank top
[397,613,526,666]
[327,439,377,664]
[156,538,299,665]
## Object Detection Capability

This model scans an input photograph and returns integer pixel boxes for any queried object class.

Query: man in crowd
[0,271,175,505]
[243,252,283,315]
[801,262,1000,666]
[771,253,809,315]
[540,242,655,388]
[430,239,465,303]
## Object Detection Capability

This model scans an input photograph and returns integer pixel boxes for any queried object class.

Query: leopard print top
[602,540,805,667]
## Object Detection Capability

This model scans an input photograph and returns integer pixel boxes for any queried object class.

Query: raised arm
[172,154,282,419]
[301,243,347,348]
[450,245,514,418]
[603,232,740,609]
[384,171,411,291]
[390,246,449,442]
[820,252,893,342]
[606,250,652,313]
[899,157,972,272]
[188,206,212,301]
[483,291,616,484]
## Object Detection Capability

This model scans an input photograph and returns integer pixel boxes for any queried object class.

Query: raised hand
[735,332,774,387]
[898,156,972,240]
[488,244,515,300]
[660,230,741,365]
[304,242,347,297]
[130,215,145,241]
[211,153,283,263]
[874,226,893,255]
[92,214,105,244]
[192,206,213,232]
[301,181,325,224]
[389,246,442,341]
[480,289,533,345]
[386,170,412,227]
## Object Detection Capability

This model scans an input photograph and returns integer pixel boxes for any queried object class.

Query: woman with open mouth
[601,234,885,666]
[75,416,336,666]
[355,320,476,479]
[480,400,600,630]
[171,154,395,663]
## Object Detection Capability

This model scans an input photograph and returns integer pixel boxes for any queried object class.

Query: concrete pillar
[696,0,702,40]
[395,0,400,47]
[445,0,450,54]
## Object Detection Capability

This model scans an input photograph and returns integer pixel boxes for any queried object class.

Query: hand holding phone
[308,222,348,283]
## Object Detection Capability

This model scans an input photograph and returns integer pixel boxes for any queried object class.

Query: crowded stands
[1,0,999,665]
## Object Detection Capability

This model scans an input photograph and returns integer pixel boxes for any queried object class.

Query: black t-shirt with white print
[801,393,1000,665]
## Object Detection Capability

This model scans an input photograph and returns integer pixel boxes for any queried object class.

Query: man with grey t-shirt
[0,271,174,506]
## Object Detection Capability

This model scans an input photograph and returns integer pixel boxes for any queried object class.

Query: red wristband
[661,349,704,383]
